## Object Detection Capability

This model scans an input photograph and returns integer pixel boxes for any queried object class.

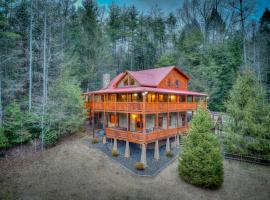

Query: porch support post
[175,134,180,148]
[166,137,170,153]
[154,140,159,160]
[143,94,146,134]
[140,144,147,166]
[155,113,158,129]
[113,138,117,152]
[167,112,169,129]
[124,140,130,158]
[102,135,106,144]
[126,113,129,131]
[185,111,188,126]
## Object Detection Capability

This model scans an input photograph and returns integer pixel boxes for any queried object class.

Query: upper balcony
[84,92,207,113]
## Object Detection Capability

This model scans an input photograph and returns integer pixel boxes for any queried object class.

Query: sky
[77,0,270,20]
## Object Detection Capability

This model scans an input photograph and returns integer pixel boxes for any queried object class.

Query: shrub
[178,107,224,189]
[43,131,58,148]
[135,162,145,170]
[0,128,9,149]
[24,111,41,139]
[3,101,31,144]
[112,149,119,157]
[92,138,98,144]
[166,150,174,157]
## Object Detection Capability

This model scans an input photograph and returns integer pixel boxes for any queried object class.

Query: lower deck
[91,111,193,144]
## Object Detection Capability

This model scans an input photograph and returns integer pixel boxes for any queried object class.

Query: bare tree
[28,0,33,112]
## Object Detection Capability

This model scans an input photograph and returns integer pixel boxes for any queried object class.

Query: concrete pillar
[166,138,170,153]
[154,140,160,160]
[140,144,147,166]
[176,134,180,148]
[102,135,106,144]
[113,138,117,151]
[124,141,130,158]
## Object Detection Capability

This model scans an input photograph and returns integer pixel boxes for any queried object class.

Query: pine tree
[0,127,9,149]
[224,69,270,159]
[178,107,223,189]
[3,102,31,144]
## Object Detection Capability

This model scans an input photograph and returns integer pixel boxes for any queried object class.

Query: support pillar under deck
[113,138,118,152]
[140,144,147,166]
[154,140,160,160]
[124,140,130,158]
[166,138,170,153]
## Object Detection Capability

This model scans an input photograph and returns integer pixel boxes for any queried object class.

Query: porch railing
[105,126,188,144]
[88,101,201,112]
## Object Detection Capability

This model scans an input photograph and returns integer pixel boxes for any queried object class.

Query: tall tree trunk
[0,77,2,126]
[240,0,247,66]
[28,0,33,112]
[41,6,47,151]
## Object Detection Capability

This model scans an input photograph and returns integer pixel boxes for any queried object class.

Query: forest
[0,0,270,155]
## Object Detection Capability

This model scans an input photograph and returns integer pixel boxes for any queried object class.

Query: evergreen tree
[224,69,270,159]
[178,107,223,189]
[3,102,31,144]
[47,69,85,136]
[0,127,9,149]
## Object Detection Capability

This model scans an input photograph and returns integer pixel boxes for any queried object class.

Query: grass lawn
[0,132,269,200]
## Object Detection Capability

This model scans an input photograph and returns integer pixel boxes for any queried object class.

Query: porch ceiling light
[142,92,148,96]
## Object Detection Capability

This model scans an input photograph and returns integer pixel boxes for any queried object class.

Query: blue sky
[77,0,269,19]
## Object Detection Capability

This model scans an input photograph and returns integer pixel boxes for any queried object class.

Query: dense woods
[0,0,270,151]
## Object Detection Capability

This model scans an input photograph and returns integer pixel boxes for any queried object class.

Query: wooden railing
[105,126,188,144]
[87,101,202,112]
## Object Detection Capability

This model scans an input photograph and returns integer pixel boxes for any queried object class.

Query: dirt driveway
[0,133,269,200]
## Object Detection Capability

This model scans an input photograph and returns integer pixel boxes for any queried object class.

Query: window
[124,78,128,86]
[179,95,185,102]
[187,95,193,102]
[167,79,171,87]
[169,95,176,102]
[175,80,179,88]
[110,114,115,123]
[195,96,200,102]
[130,78,135,85]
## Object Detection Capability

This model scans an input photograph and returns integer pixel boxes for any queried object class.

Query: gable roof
[107,66,189,89]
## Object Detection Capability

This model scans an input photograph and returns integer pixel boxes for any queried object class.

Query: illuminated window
[110,115,115,123]
[159,94,164,102]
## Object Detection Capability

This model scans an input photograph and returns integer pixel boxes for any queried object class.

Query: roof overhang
[83,86,207,96]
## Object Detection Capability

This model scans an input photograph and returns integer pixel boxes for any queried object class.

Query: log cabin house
[83,66,207,165]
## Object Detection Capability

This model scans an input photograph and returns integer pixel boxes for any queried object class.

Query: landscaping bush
[43,131,58,148]
[178,107,223,189]
[92,138,98,144]
[135,162,145,170]
[112,149,119,157]
[166,150,174,157]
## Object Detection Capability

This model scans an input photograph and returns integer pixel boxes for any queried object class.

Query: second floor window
[175,80,179,88]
